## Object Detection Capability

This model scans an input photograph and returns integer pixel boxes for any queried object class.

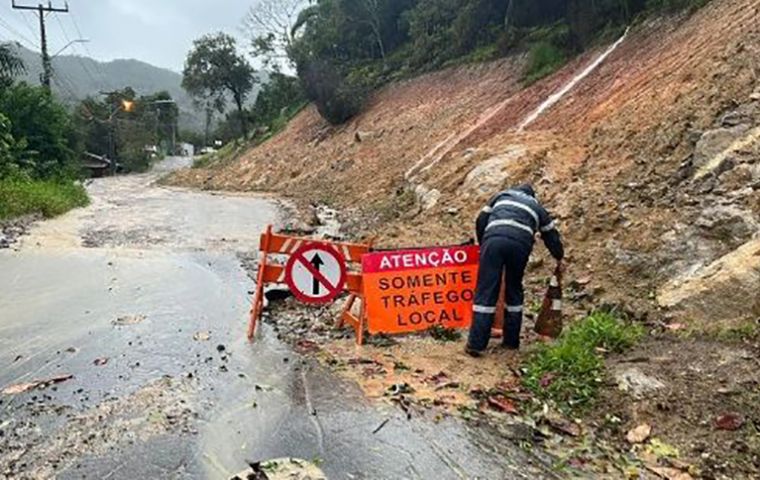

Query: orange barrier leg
[247,225,272,341]
[357,296,366,346]
[338,294,357,329]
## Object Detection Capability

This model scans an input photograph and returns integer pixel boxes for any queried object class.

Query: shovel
[535,263,563,338]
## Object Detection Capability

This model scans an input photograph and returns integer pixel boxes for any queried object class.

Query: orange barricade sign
[247,225,372,342]
[362,246,480,334]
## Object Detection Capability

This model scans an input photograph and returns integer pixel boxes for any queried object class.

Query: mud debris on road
[1,158,556,479]
[0,214,40,249]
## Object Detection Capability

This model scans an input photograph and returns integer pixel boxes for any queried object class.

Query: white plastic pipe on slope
[518,27,630,131]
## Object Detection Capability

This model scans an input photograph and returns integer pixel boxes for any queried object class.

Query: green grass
[522,311,644,411]
[524,41,567,85]
[0,178,89,220]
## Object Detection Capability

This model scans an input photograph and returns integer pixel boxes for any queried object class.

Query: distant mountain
[12,45,235,132]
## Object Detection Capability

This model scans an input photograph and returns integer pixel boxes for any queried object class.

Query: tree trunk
[504,0,515,29]
[234,94,248,139]
[372,23,386,59]
[204,105,212,146]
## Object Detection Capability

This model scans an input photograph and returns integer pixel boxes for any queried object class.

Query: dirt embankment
[173,0,759,326]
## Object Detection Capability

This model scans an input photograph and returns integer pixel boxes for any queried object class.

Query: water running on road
[0,158,554,479]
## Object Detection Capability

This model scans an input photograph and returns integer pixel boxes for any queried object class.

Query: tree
[358,0,387,60]
[75,89,178,172]
[0,83,76,178]
[0,42,25,87]
[244,0,306,71]
[182,33,256,138]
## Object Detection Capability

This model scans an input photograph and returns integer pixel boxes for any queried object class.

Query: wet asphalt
[0,158,556,479]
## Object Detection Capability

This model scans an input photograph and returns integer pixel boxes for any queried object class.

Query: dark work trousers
[467,235,531,351]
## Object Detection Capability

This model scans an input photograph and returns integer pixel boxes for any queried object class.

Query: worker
[465,184,564,356]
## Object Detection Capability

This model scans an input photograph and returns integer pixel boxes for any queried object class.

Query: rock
[462,148,480,160]
[715,413,744,431]
[693,125,750,171]
[695,205,758,247]
[658,239,760,326]
[414,184,441,210]
[193,331,211,341]
[354,130,377,142]
[694,125,760,179]
[614,367,665,399]
[461,146,526,196]
[718,162,754,190]
[626,423,652,444]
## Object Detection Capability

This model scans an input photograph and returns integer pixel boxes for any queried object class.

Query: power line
[11,0,70,89]
[51,69,81,102]
[19,9,38,43]
[53,13,98,86]
[68,10,108,88]
[0,14,38,49]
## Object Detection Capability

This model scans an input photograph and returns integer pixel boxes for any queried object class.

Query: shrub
[524,41,566,84]
[522,311,643,410]
[0,177,89,219]
[0,83,77,179]
[299,60,366,125]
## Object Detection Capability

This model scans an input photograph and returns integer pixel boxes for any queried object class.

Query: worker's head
[513,184,536,197]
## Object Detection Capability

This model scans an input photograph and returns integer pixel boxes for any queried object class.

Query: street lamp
[100,93,136,174]
[52,39,89,58]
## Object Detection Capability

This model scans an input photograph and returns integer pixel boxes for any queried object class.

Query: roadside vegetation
[1,41,186,221]
[522,311,643,411]
[75,88,179,173]
[181,34,308,151]
[0,49,87,221]
[0,177,88,220]
[177,0,712,155]
[241,0,713,124]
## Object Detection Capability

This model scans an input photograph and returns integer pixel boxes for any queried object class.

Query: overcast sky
[0,0,252,72]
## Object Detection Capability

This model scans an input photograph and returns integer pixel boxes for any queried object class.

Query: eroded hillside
[172,0,759,327]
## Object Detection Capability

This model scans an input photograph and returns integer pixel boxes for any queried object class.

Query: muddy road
[0,157,553,479]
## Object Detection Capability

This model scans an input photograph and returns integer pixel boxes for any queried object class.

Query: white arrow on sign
[285,243,346,304]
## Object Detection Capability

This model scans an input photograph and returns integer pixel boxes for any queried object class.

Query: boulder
[354,130,380,142]
[694,126,749,168]
[694,125,760,179]
[414,184,441,210]
[614,367,665,399]
[658,238,760,326]
[461,146,526,196]
[695,204,758,248]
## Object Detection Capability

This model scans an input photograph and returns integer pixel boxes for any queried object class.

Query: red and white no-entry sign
[285,243,347,304]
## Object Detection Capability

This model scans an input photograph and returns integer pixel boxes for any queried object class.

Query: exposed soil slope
[173,0,759,326]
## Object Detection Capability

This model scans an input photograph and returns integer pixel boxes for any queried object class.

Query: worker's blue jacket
[475,185,564,260]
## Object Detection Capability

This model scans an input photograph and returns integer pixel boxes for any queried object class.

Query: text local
[378,248,469,270]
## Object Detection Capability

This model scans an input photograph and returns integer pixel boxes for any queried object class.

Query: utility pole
[11,1,70,90]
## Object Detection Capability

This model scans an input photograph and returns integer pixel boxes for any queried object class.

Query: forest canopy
[277,0,708,123]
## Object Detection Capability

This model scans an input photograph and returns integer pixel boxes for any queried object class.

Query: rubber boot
[467,312,494,353]
[502,312,523,350]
